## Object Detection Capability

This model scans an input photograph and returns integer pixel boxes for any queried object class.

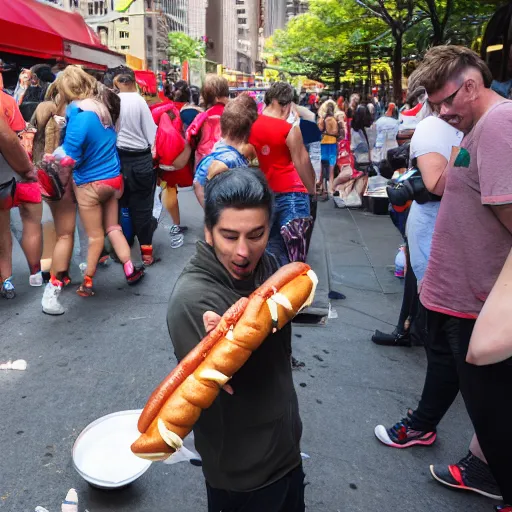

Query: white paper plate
[72,410,151,489]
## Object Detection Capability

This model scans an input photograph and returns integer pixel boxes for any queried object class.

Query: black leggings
[397,245,418,331]
[411,307,512,502]
[206,465,305,512]
[118,148,156,246]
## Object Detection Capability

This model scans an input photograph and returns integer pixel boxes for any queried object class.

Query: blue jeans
[268,192,311,266]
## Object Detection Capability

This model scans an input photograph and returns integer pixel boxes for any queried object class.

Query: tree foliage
[168,32,205,64]
[265,0,498,101]
[266,0,387,91]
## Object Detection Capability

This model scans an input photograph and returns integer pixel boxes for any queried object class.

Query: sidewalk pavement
[0,193,494,512]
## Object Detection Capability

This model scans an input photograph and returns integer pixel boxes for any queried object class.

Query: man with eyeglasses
[375,46,512,511]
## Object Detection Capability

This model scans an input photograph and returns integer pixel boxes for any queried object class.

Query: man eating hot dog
[166,168,305,512]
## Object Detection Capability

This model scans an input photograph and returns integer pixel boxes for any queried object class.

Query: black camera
[384,143,440,207]
[386,168,434,206]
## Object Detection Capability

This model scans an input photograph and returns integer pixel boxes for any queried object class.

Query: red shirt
[1,91,25,131]
[249,115,307,194]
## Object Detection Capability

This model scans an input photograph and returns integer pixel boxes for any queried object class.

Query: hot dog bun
[131,262,318,460]
[137,298,249,433]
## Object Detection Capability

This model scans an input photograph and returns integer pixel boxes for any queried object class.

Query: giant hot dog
[131,262,318,461]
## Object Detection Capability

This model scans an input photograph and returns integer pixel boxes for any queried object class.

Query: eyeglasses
[428,81,466,113]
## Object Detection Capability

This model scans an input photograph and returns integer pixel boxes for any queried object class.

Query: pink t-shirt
[420,101,512,319]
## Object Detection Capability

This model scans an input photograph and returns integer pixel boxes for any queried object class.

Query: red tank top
[249,115,307,194]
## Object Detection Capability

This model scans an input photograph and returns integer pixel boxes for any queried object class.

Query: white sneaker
[41,282,65,315]
[29,271,43,287]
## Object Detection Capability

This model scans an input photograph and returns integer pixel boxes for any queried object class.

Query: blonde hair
[318,99,340,119]
[55,65,98,104]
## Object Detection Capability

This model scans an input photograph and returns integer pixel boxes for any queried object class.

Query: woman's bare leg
[0,210,12,282]
[162,185,180,225]
[102,195,131,265]
[77,200,104,279]
[328,164,335,195]
[18,202,43,276]
[48,198,76,279]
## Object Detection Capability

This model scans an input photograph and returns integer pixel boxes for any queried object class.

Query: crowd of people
[1,44,512,511]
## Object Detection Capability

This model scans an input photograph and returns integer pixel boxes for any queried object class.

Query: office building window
[147,17,152,29]
[147,59,153,69]
[239,17,247,24]
[119,31,129,39]
[88,3,93,15]
[121,45,130,51]
[147,35,153,47]
[119,17,129,24]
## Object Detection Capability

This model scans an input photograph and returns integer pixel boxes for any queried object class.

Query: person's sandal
[76,275,94,297]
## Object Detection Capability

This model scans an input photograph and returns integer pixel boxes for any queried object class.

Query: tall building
[286,0,308,20]
[205,0,237,70]
[263,0,287,38]
[235,0,261,73]
[188,0,208,40]
[262,0,307,38]
[81,0,187,71]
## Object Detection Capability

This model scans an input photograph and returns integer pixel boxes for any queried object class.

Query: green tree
[168,32,205,64]
[266,0,386,91]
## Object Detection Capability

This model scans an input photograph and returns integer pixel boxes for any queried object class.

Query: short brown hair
[221,94,258,142]
[202,74,229,107]
[412,45,493,95]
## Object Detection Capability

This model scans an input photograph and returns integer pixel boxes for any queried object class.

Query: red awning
[0,0,124,69]
[0,0,63,59]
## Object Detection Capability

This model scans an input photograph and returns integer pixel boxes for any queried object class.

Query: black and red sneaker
[126,266,145,285]
[495,506,512,511]
[430,452,502,500]
[374,409,437,448]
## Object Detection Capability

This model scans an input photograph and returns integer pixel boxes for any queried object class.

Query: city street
[1,192,496,512]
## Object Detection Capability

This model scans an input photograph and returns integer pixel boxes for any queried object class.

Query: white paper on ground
[0,359,27,370]
[164,432,201,465]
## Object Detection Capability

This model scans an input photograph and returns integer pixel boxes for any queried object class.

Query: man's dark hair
[190,85,200,105]
[204,168,273,230]
[173,80,190,102]
[264,82,294,106]
[113,66,135,85]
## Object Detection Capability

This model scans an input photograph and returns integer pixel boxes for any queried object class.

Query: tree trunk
[366,44,372,97]
[333,62,341,92]
[392,33,403,104]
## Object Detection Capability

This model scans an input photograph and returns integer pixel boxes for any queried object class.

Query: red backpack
[151,102,186,168]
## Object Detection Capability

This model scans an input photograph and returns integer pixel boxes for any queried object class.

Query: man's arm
[0,115,34,178]
[286,125,316,194]
[167,281,226,362]
[416,153,449,196]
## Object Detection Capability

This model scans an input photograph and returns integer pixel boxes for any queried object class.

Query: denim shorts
[268,192,311,266]
[321,143,337,166]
